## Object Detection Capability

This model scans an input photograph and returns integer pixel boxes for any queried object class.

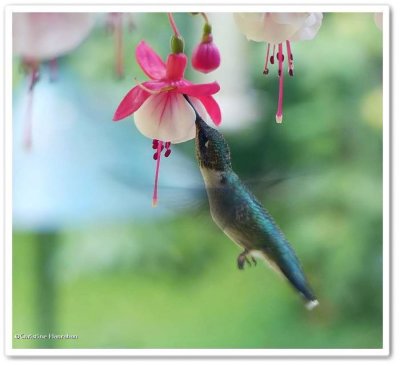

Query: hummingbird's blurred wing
[103,165,209,214]
[104,165,315,216]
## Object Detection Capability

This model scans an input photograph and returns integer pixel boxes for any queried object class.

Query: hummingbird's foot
[237,250,257,270]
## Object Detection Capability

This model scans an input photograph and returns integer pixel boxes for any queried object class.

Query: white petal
[13,13,95,60]
[290,13,323,41]
[234,12,323,44]
[270,12,308,26]
[233,13,268,42]
[261,14,303,43]
[134,92,198,144]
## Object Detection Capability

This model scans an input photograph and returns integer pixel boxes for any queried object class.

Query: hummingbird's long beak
[183,94,206,130]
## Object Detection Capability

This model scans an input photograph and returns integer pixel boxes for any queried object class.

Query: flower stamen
[164,141,171,157]
[135,79,176,95]
[151,140,172,206]
[270,44,276,64]
[286,40,294,76]
[23,62,40,150]
[263,43,271,75]
[152,140,163,207]
[276,43,284,124]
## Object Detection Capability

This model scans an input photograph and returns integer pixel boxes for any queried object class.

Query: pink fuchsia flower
[191,22,221,73]
[113,40,221,206]
[13,13,95,150]
[13,13,95,61]
[234,13,323,123]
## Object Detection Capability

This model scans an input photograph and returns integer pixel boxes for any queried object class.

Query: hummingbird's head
[195,116,232,171]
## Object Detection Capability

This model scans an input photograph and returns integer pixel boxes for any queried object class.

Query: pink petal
[113,85,151,121]
[195,95,222,126]
[135,41,166,80]
[177,81,220,97]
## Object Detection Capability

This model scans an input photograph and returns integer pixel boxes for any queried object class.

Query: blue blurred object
[13,64,201,231]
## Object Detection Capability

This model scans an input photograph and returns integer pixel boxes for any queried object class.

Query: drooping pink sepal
[113,85,151,121]
[196,95,222,125]
[177,81,220,97]
[135,40,166,80]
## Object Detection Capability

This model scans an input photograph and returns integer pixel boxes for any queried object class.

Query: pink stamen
[23,89,34,150]
[276,43,284,124]
[164,141,171,157]
[270,45,276,64]
[263,43,271,75]
[136,79,175,95]
[286,40,294,76]
[23,65,39,150]
[152,140,163,207]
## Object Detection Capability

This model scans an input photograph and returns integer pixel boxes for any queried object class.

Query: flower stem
[114,13,124,79]
[200,12,209,24]
[167,13,180,37]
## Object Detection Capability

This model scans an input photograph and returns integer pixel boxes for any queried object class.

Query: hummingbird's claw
[237,250,257,270]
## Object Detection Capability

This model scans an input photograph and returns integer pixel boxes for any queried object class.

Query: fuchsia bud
[191,23,220,74]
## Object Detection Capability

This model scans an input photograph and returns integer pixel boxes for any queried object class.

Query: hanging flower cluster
[113,13,221,206]
[13,13,95,149]
[234,13,323,123]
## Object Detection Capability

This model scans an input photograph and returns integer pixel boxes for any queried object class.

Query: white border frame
[3,4,390,357]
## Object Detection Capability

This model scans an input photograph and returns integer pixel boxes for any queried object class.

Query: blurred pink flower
[234,13,323,123]
[13,13,95,150]
[13,13,95,61]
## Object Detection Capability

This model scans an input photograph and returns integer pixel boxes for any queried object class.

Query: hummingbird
[184,96,318,310]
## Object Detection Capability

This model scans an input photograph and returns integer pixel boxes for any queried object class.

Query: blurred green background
[12,12,383,349]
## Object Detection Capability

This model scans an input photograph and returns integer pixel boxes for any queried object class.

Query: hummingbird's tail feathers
[305,299,319,311]
[261,249,317,307]
[281,265,317,306]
